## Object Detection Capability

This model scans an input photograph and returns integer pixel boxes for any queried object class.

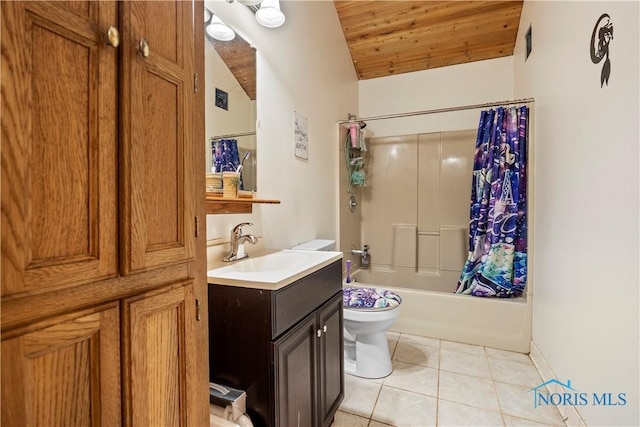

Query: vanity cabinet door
[274,313,318,427]
[317,293,344,427]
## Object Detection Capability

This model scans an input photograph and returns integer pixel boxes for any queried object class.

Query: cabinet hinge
[195,216,200,237]
[196,299,201,321]
[194,72,199,93]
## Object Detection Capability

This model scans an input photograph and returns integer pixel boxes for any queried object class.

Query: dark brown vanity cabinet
[209,260,344,427]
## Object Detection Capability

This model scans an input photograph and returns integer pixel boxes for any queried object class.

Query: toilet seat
[343,287,402,311]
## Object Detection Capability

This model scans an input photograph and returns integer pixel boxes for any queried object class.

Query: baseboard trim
[530,340,588,426]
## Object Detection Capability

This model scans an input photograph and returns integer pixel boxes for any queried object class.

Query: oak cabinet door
[1,304,121,426]
[119,0,196,274]
[122,282,197,426]
[1,0,118,295]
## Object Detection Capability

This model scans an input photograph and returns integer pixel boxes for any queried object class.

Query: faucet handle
[233,222,253,233]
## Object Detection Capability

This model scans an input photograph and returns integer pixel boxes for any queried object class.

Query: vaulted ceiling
[209,0,524,94]
[334,0,524,80]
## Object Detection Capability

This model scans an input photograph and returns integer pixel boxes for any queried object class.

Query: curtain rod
[210,131,256,141]
[338,97,535,124]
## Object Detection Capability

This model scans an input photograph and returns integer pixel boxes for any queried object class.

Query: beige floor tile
[387,332,400,358]
[368,420,394,427]
[398,333,440,348]
[393,341,439,369]
[503,414,559,426]
[439,348,492,379]
[489,358,543,388]
[437,399,504,426]
[372,386,437,427]
[441,340,486,355]
[438,370,500,411]
[340,374,382,418]
[383,360,438,397]
[387,331,400,340]
[486,348,533,365]
[331,410,370,427]
[495,382,565,426]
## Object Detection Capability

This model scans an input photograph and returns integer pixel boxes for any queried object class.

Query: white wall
[513,1,639,426]
[205,1,358,252]
[358,56,514,137]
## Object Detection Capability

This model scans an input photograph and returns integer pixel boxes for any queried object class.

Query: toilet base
[343,330,393,379]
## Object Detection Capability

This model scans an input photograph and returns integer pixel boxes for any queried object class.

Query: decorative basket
[222,171,240,198]
[206,172,222,192]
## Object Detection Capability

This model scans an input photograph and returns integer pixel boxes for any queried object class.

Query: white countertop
[207,249,343,290]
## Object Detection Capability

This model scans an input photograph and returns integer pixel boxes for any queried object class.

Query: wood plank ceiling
[334,0,524,80]
[207,33,257,100]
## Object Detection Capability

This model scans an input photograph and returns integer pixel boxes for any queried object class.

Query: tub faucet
[351,245,370,268]
[223,222,258,262]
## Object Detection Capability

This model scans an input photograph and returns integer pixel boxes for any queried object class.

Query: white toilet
[291,240,402,379]
[342,287,401,378]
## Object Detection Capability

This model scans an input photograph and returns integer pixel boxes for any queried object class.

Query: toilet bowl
[290,240,402,380]
[342,287,401,378]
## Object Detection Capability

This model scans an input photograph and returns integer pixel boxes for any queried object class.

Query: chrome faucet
[351,244,370,268]
[223,222,258,262]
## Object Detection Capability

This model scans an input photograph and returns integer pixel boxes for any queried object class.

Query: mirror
[204,16,257,192]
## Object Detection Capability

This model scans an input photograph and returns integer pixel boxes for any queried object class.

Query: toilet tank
[291,239,336,251]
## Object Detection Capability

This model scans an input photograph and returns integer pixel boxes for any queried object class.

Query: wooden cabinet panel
[1,303,121,426]
[120,0,196,274]
[123,282,196,427]
[317,294,344,427]
[1,1,207,425]
[274,314,318,427]
[1,1,118,295]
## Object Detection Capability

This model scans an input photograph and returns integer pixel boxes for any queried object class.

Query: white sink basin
[207,249,343,289]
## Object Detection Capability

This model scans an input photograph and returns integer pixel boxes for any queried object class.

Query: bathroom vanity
[208,252,344,427]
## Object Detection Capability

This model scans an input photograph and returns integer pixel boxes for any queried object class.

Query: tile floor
[332,332,566,427]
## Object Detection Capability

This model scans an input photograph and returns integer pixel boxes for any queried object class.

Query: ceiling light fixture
[206,14,236,41]
[255,0,285,28]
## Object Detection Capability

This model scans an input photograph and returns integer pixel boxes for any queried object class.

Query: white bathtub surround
[350,278,531,353]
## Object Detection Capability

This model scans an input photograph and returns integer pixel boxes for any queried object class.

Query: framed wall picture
[294,110,308,159]
[215,88,228,110]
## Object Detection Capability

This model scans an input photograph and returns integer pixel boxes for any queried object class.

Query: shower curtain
[455,106,528,297]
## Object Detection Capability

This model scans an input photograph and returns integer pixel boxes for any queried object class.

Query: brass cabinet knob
[106,26,120,47]
[138,38,150,58]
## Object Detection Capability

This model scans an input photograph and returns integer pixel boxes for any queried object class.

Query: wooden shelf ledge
[205,193,281,214]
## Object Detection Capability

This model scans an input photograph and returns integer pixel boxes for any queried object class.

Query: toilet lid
[343,287,402,311]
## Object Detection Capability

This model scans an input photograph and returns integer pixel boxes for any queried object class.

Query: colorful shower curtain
[455,106,528,297]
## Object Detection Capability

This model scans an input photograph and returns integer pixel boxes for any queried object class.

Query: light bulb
[255,0,285,28]
[207,15,236,41]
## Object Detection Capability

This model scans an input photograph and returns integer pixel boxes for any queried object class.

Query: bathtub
[345,269,532,353]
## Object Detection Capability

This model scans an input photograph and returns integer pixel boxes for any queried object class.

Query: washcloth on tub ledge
[343,287,402,310]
